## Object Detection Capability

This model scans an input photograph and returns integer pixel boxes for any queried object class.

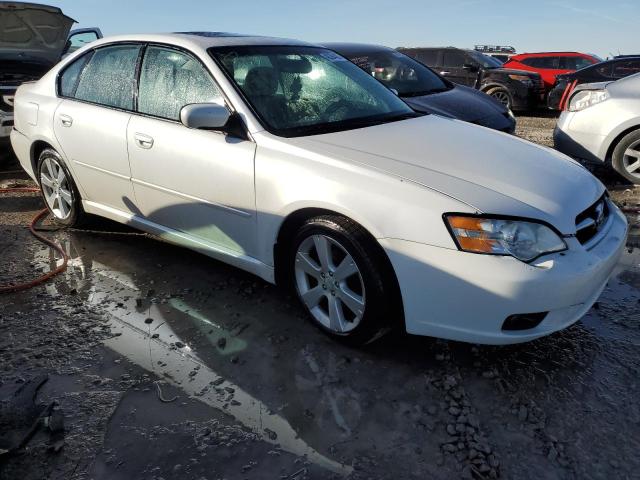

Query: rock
[518,405,528,422]
[442,443,457,453]
[144,317,153,324]
[217,337,227,349]
[174,341,185,348]
[447,424,457,435]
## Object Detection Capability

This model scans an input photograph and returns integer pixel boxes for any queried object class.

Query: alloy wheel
[294,234,365,333]
[623,140,640,179]
[40,157,73,220]
[491,90,510,108]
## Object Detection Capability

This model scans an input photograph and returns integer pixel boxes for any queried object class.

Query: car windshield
[341,48,450,97]
[210,46,418,137]
[467,50,503,69]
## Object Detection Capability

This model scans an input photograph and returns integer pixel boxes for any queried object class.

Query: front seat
[243,66,287,128]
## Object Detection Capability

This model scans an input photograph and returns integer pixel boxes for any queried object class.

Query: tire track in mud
[427,341,501,479]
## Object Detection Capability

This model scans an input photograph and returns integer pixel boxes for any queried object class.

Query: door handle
[59,114,73,127]
[134,133,154,149]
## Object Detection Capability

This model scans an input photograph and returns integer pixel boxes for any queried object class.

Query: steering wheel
[323,99,357,122]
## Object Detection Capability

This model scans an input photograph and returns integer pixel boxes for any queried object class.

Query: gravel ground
[1,116,639,480]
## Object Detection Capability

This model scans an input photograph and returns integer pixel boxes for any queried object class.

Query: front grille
[575,195,609,244]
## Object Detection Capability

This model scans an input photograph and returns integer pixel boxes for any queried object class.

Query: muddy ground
[1,114,639,480]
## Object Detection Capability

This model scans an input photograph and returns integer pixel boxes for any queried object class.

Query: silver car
[554,73,640,183]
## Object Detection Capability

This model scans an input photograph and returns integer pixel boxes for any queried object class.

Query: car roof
[511,52,592,58]
[85,32,318,51]
[321,42,393,55]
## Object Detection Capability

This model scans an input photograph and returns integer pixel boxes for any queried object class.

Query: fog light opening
[502,312,548,331]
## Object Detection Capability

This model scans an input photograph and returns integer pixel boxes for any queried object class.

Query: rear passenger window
[74,44,142,110]
[442,51,466,68]
[137,47,222,120]
[416,50,438,66]
[59,51,93,97]
[522,57,560,69]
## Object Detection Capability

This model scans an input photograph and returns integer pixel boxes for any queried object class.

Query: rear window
[521,57,561,69]
[611,60,640,78]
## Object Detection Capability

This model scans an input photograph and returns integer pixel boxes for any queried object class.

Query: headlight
[508,74,532,85]
[568,89,609,112]
[444,215,567,262]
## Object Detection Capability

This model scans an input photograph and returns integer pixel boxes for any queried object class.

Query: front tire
[486,86,513,110]
[611,130,640,184]
[290,215,397,345]
[37,148,86,226]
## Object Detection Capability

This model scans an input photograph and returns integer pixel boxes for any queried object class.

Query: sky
[54,0,637,58]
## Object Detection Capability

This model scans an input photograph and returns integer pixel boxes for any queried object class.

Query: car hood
[403,85,506,122]
[0,2,75,65]
[491,67,540,78]
[287,115,603,233]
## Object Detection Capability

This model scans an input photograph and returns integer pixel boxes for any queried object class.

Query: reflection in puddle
[34,238,352,477]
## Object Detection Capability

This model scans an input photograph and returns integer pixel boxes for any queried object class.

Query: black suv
[397,47,543,111]
[548,56,640,110]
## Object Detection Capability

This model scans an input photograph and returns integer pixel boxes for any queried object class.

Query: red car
[504,52,600,91]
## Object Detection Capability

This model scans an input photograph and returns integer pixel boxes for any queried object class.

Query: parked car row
[10,31,628,346]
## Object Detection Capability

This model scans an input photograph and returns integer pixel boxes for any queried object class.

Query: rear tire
[37,148,86,227]
[486,87,513,110]
[289,215,398,345]
[611,130,640,184]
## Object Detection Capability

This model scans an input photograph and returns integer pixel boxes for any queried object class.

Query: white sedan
[11,33,628,345]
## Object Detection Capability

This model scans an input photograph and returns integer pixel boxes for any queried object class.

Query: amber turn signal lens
[446,216,498,254]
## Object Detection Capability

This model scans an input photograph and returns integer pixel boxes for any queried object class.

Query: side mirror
[180,103,231,130]
[463,63,479,73]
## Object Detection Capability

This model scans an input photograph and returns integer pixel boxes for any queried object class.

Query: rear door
[54,43,142,213]
[127,45,257,256]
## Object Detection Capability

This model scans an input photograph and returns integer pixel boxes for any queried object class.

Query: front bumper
[382,204,627,344]
[0,112,13,139]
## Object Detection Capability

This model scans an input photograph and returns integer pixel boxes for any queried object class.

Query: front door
[127,45,257,257]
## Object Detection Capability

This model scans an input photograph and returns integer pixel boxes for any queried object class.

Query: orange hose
[0,187,69,293]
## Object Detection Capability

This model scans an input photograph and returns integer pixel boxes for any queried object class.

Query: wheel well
[605,125,640,164]
[30,140,53,175]
[273,208,405,327]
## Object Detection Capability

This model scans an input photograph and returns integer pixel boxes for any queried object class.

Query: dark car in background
[548,56,640,110]
[397,46,543,111]
[0,2,101,140]
[324,43,516,133]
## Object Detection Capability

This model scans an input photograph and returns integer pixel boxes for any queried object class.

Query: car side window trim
[55,40,248,138]
[56,41,145,114]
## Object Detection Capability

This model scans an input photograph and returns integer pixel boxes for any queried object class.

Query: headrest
[244,66,278,96]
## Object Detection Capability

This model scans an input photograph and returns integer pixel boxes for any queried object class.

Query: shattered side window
[59,51,93,98]
[74,44,141,110]
[138,47,222,121]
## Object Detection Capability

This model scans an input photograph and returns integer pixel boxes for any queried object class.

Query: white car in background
[554,73,640,184]
[11,33,628,345]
